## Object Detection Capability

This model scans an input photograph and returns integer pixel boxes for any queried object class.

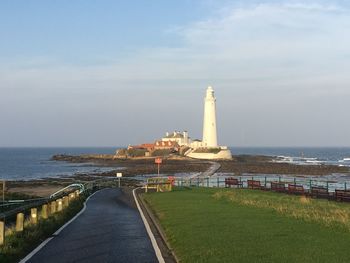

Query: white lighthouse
[202,86,218,147]
[186,86,232,160]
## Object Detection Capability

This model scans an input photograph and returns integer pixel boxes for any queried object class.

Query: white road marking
[19,190,101,263]
[133,188,165,263]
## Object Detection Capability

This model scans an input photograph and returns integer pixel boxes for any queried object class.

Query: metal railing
[175,175,350,193]
[0,184,83,216]
[0,177,122,246]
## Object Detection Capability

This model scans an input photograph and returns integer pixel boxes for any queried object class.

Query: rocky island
[52,153,350,177]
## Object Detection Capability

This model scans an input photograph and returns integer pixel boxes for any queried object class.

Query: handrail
[0,178,120,219]
[0,177,126,247]
[50,183,85,198]
[1,197,46,205]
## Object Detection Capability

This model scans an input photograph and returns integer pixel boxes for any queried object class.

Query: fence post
[16,213,24,232]
[309,179,312,190]
[217,177,219,188]
[42,204,48,219]
[239,177,242,188]
[345,182,347,191]
[51,201,56,214]
[31,208,38,224]
[279,176,281,183]
[0,220,4,246]
[69,192,75,201]
[57,199,63,212]
[294,178,296,185]
[264,176,267,188]
[197,178,199,187]
[63,196,69,208]
[326,181,329,192]
[207,177,209,187]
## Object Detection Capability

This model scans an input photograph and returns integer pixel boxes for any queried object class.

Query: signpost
[116,173,122,188]
[155,158,162,176]
[2,180,5,203]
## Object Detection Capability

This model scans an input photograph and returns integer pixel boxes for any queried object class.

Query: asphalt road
[26,188,158,263]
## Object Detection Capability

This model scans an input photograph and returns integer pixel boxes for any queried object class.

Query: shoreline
[53,153,350,176]
[3,153,350,198]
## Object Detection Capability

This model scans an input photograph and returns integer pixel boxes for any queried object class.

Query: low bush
[151,149,173,156]
[127,148,147,157]
[193,147,221,154]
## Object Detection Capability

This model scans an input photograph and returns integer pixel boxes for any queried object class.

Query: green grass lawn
[144,187,350,263]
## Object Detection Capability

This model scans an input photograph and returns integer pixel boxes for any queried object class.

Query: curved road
[26,188,158,263]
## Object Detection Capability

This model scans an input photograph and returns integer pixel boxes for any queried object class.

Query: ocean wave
[273,156,327,166]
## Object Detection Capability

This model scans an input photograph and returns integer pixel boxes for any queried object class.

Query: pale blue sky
[1,0,350,147]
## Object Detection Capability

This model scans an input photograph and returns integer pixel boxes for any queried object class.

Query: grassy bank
[0,196,85,263]
[144,187,350,263]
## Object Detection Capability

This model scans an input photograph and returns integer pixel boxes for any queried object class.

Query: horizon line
[1,146,350,148]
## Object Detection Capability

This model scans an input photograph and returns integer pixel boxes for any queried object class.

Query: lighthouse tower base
[186,147,232,160]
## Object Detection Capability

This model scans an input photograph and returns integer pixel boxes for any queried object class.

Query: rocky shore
[218,155,350,176]
[52,154,350,177]
[52,154,211,176]
[5,172,141,198]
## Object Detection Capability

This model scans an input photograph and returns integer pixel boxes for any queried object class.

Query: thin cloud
[1,1,350,146]
[4,2,349,86]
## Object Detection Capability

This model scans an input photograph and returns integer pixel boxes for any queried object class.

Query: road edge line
[19,189,101,263]
[133,188,165,263]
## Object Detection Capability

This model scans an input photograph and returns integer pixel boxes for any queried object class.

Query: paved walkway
[199,161,221,177]
[26,188,158,263]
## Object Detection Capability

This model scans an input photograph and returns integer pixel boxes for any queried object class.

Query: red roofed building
[128,143,154,151]
[154,140,179,150]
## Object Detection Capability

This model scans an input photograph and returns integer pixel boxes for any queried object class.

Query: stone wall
[187,148,232,160]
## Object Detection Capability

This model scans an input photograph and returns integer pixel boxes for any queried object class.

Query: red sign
[155,158,162,164]
[168,176,175,186]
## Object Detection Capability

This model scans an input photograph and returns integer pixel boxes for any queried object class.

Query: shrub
[193,147,221,154]
[151,149,173,156]
[127,148,147,157]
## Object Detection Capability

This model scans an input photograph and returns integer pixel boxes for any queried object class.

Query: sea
[0,147,118,180]
[0,147,350,181]
[232,147,350,166]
